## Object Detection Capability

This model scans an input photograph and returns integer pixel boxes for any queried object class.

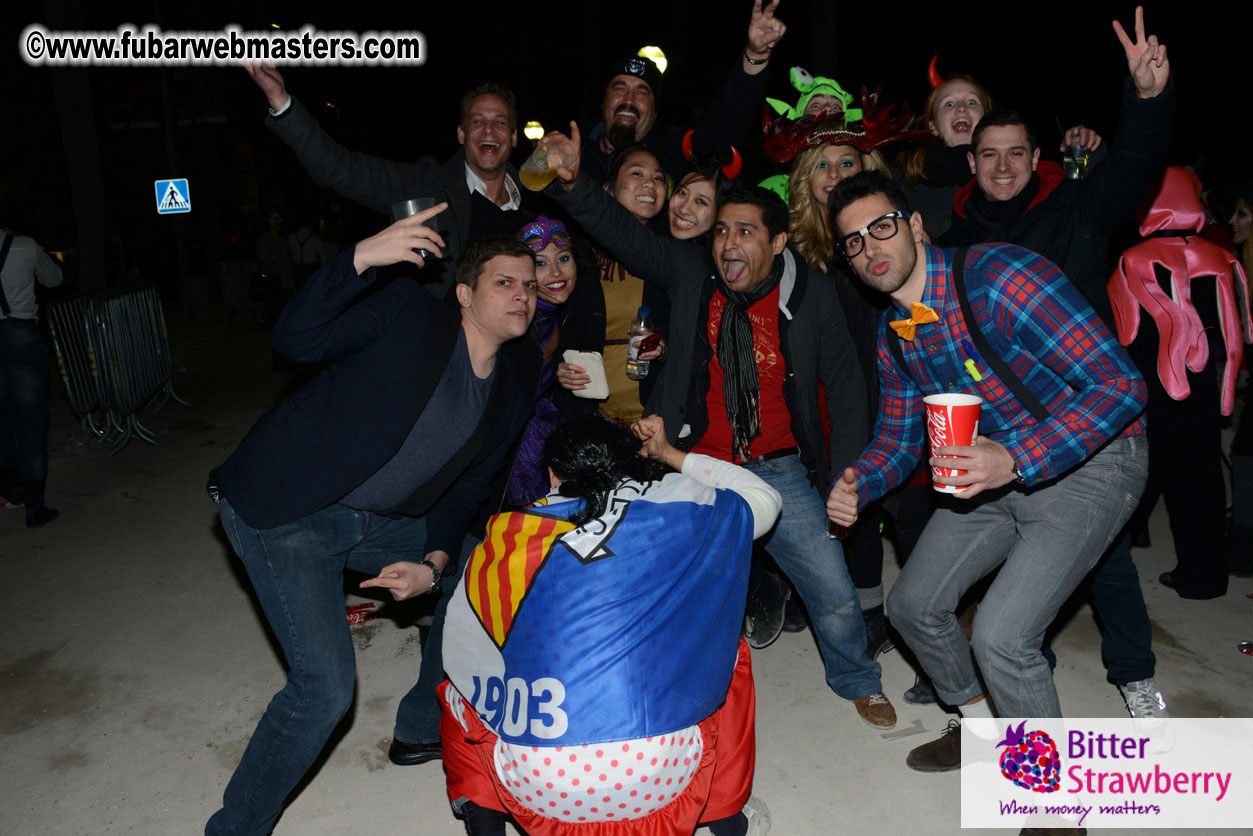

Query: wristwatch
[419,558,442,594]
[1012,463,1026,484]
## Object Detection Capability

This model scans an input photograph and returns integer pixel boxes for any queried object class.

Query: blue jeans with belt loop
[0,318,51,504]
[743,453,884,701]
[208,500,430,836]
[886,435,1148,718]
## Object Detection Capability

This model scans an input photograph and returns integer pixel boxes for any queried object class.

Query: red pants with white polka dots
[439,639,756,835]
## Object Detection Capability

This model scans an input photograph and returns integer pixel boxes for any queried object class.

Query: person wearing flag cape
[437,414,781,836]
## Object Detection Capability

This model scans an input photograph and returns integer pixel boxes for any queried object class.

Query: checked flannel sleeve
[852,326,929,508]
[850,244,1146,509]
[967,245,1146,485]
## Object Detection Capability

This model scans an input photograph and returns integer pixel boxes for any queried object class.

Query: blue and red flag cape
[443,472,753,747]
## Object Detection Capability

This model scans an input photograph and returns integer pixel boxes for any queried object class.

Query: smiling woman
[785,120,888,273]
[900,73,995,238]
[502,216,591,507]
[605,146,667,223]
[582,146,671,423]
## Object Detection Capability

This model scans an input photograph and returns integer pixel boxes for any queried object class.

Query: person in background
[579,0,784,183]
[245,66,528,300]
[287,214,332,287]
[938,5,1174,719]
[1110,167,1252,600]
[0,223,63,527]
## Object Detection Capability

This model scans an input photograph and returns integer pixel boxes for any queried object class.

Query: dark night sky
[2,0,1249,285]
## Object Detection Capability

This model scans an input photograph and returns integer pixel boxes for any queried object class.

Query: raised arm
[245,63,431,214]
[682,1,783,163]
[547,124,700,291]
[34,244,64,288]
[1076,6,1175,236]
[272,206,448,362]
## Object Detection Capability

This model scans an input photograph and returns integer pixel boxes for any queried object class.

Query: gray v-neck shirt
[341,329,494,511]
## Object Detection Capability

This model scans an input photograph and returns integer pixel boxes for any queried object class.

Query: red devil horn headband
[928,55,943,90]
[681,129,743,180]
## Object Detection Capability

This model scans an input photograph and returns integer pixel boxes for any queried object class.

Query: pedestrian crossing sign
[155,179,191,214]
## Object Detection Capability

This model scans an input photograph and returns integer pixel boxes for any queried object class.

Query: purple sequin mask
[519,216,572,253]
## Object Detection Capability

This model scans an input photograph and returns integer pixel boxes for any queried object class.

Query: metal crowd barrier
[46,287,189,455]
[219,261,263,328]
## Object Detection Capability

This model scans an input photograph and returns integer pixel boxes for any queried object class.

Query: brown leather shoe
[906,719,961,771]
[853,691,897,729]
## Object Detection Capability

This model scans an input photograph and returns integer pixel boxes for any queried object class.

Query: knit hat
[603,55,663,107]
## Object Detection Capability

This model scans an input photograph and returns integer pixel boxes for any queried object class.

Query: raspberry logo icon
[996,721,1061,793]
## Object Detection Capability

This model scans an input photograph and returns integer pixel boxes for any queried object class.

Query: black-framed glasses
[837,211,910,258]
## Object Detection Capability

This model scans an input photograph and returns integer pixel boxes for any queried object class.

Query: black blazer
[267,96,527,301]
[210,249,536,556]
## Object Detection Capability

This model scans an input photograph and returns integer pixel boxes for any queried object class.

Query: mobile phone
[638,332,662,353]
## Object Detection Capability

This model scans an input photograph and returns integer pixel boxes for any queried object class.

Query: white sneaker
[743,795,772,836]
[1120,678,1172,717]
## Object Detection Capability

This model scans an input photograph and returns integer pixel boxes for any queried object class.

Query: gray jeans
[887,435,1148,717]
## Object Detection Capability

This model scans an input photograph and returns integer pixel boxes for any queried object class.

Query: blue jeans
[208,500,431,836]
[391,531,470,744]
[0,319,50,503]
[744,454,883,700]
[887,435,1148,717]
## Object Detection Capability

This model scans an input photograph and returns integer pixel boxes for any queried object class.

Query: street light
[637,46,667,74]
[524,121,545,141]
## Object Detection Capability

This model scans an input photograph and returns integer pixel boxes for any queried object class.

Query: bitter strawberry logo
[997,721,1062,793]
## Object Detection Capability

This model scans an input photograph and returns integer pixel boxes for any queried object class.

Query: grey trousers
[887,435,1149,717]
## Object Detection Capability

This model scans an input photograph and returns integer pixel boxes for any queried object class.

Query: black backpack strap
[0,233,16,317]
[951,247,1051,422]
[887,323,909,381]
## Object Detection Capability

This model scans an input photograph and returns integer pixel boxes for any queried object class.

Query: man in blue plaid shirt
[826,171,1148,774]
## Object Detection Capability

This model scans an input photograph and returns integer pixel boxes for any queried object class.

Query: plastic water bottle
[1064,139,1087,180]
[626,306,654,381]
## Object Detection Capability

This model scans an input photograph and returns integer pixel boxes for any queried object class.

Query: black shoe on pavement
[26,506,60,528]
[388,738,441,766]
[781,593,808,633]
[906,719,961,772]
[903,673,939,705]
[1160,571,1227,599]
[862,604,894,660]
[743,570,788,649]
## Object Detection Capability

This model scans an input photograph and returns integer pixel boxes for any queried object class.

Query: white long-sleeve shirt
[0,232,63,321]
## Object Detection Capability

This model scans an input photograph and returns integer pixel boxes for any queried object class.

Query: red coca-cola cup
[923,393,982,493]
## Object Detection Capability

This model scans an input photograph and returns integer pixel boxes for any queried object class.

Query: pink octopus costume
[1107,165,1251,599]
[1108,166,1250,416]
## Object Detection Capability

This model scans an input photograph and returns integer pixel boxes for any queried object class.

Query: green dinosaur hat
[766,67,862,123]
[758,174,791,206]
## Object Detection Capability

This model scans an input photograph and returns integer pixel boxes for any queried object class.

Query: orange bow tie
[889,302,939,341]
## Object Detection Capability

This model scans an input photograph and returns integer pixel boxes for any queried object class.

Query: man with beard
[579,0,786,183]
[246,65,526,300]
[827,172,1147,790]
